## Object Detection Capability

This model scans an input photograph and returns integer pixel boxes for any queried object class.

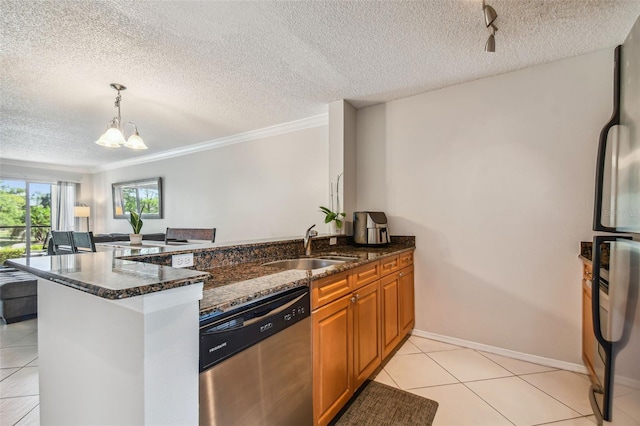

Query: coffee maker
[353,212,390,245]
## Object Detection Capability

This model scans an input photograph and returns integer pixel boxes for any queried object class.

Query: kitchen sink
[263,258,344,270]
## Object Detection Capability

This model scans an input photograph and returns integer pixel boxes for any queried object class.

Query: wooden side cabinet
[582,261,596,379]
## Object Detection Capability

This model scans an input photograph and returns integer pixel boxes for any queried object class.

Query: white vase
[129,234,143,245]
[329,222,344,235]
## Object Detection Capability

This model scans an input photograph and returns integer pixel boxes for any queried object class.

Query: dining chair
[165,228,216,244]
[72,231,96,253]
[49,231,76,254]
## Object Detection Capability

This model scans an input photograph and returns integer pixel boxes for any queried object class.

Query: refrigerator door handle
[593,45,621,233]
[591,235,631,346]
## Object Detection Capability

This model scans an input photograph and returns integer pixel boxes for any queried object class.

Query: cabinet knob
[398,272,404,277]
[355,293,360,300]
[351,296,356,303]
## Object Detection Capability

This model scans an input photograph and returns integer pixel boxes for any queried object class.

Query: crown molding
[93,113,329,173]
[0,158,93,175]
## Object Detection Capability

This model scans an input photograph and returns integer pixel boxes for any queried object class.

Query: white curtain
[51,182,76,231]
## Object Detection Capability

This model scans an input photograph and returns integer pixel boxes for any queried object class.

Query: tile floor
[375,336,597,426]
[1,318,597,426]
[0,318,39,426]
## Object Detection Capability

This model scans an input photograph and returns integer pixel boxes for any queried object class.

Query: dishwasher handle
[200,291,307,336]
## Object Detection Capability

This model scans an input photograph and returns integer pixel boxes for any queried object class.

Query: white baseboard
[410,329,589,375]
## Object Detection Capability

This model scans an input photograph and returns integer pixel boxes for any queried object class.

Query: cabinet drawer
[351,261,380,290]
[312,271,351,310]
[399,251,413,268]
[380,255,400,276]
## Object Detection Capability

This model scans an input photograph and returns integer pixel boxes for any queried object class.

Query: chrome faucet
[304,224,318,256]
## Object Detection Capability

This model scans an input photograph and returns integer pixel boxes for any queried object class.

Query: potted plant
[319,173,346,234]
[128,209,144,245]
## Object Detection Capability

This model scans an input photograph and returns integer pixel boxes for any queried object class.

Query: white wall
[357,49,613,363]
[92,125,328,242]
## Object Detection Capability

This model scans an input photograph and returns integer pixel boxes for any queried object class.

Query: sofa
[92,233,166,243]
[0,266,38,324]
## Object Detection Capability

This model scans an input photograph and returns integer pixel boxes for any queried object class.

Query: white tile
[466,376,582,426]
[539,417,598,425]
[480,351,556,375]
[395,339,421,355]
[1,367,20,381]
[0,366,39,398]
[409,336,461,353]
[16,404,40,426]
[4,331,38,348]
[27,358,38,367]
[0,396,39,425]
[0,345,38,368]
[384,353,458,390]
[428,349,513,382]
[373,369,397,387]
[0,318,38,332]
[409,383,512,426]
[521,370,592,415]
[0,330,32,348]
[612,388,640,425]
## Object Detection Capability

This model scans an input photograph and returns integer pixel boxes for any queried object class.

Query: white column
[329,100,357,235]
[37,279,203,426]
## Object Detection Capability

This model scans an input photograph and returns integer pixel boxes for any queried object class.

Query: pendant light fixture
[482,0,498,53]
[95,83,147,149]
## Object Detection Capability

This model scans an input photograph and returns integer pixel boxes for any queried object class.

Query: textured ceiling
[1,0,640,170]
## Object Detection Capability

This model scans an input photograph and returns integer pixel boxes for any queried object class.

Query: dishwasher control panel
[199,287,310,372]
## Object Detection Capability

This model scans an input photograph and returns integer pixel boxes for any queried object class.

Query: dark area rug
[331,380,439,426]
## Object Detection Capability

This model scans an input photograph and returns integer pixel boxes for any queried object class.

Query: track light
[482,0,498,53]
[484,4,497,27]
[485,32,495,53]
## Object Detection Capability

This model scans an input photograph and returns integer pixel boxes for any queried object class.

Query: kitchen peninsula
[6,235,415,425]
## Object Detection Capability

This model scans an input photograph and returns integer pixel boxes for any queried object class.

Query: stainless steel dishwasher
[199,286,312,426]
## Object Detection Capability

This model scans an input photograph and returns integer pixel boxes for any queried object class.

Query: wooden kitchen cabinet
[312,264,381,426]
[312,294,353,426]
[312,251,415,426]
[582,261,596,379]
[399,265,415,336]
[381,263,415,359]
[381,272,401,359]
[353,280,382,389]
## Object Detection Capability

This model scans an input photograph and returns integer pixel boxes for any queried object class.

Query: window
[0,179,52,257]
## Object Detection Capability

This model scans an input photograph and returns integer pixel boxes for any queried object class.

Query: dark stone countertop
[5,235,415,312]
[6,250,209,299]
[198,242,416,317]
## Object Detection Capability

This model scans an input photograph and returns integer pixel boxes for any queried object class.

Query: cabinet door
[313,295,353,426]
[353,280,381,389]
[582,279,596,379]
[399,265,415,336]
[381,273,401,359]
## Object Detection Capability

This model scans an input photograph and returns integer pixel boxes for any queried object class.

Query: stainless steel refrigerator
[590,15,640,426]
